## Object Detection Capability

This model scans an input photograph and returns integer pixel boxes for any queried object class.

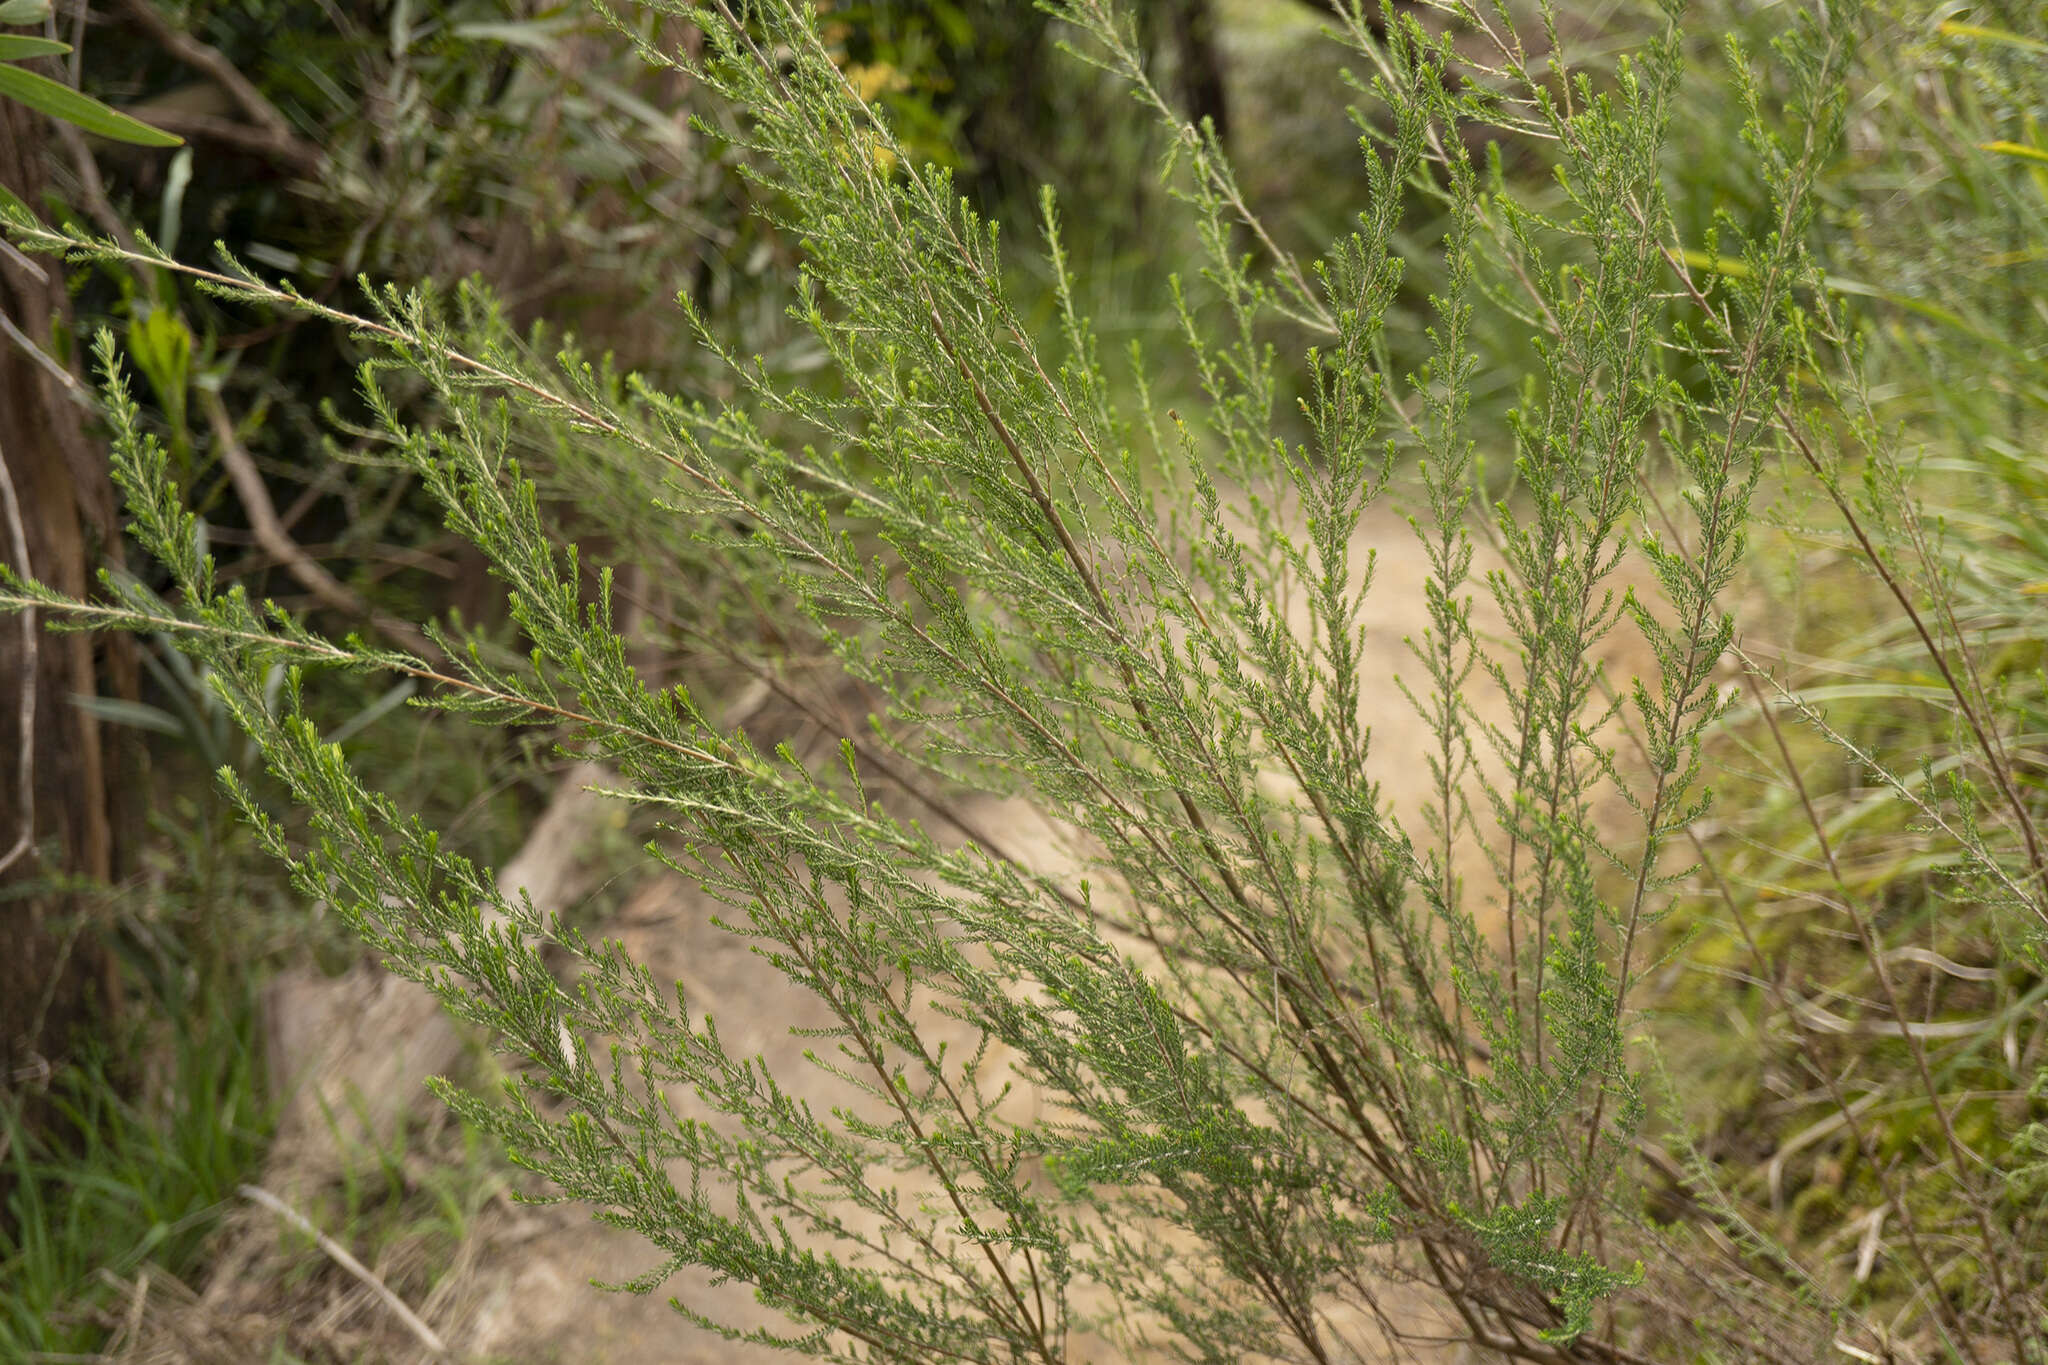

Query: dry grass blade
[237,1183,450,1359]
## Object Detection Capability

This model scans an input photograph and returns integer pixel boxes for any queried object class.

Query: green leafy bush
[5,1,2042,1360]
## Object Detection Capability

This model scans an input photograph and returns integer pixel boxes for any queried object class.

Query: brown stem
[116,0,323,166]
[1624,485,1980,1361]
[200,389,441,660]
[789,912,1054,1360]
[130,110,327,176]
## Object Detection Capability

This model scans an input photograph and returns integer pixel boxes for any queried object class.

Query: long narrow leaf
[0,35,66,59]
[0,62,181,146]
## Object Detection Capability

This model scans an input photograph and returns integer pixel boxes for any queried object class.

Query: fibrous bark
[0,95,130,1086]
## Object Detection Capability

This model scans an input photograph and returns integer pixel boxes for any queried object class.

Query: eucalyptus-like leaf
[0,60,182,145]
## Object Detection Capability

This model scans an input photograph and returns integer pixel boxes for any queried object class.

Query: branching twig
[134,110,327,176]
[200,388,441,661]
[116,0,319,162]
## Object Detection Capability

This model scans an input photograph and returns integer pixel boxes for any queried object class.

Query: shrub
[6,0,2041,1360]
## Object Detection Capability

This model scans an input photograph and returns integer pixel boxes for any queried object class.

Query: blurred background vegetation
[0,0,2043,1359]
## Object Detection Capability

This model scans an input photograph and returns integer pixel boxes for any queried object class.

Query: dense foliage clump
[5,1,2043,1360]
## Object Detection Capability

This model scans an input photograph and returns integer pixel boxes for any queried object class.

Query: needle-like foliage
[11,1,2037,1361]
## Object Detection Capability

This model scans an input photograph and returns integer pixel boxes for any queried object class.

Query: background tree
[0,80,131,1095]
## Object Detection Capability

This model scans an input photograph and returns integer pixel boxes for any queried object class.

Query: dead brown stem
[200,388,441,661]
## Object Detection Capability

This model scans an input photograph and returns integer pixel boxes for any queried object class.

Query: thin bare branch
[200,388,442,661]
[0,431,36,877]
[116,0,321,162]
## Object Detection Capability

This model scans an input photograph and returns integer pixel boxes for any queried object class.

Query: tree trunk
[1158,0,1230,141]
[0,96,128,1088]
